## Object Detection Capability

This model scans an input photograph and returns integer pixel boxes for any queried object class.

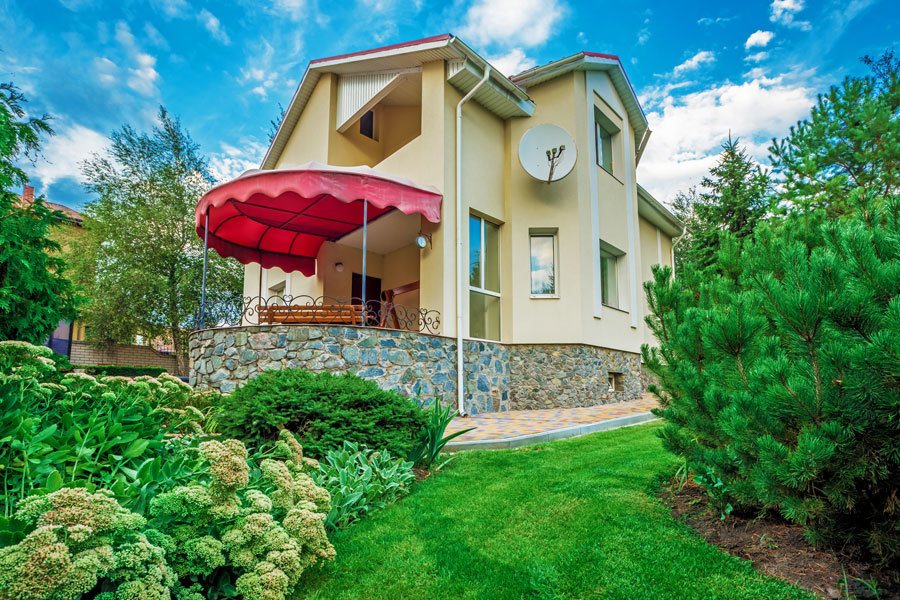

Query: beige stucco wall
[246,56,679,355]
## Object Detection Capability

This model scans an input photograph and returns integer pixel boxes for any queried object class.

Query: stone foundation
[507,344,642,410]
[189,325,508,414]
[189,325,643,414]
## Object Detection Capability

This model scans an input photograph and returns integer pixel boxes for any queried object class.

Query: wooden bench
[257,303,364,325]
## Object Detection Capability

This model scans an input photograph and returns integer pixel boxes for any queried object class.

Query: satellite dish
[518,124,577,183]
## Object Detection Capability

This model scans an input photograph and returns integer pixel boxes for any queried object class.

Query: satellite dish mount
[519,124,577,184]
[546,145,566,184]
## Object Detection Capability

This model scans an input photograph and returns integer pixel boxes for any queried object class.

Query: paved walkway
[445,395,658,451]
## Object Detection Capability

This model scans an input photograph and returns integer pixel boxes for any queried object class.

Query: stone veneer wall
[506,344,643,410]
[189,325,644,414]
[189,325,508,414]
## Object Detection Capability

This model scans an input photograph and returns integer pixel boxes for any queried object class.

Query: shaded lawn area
[300,423,813,600]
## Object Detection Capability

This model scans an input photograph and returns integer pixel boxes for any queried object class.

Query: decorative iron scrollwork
[231,295,441,334]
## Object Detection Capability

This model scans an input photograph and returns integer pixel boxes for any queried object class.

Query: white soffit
[336,69,419,133]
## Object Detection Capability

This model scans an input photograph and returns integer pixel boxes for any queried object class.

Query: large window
[529,229,558,296]
[600,248,620,309]
[469,214,500,340]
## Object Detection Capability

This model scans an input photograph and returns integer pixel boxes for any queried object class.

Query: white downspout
[455,64,491,416]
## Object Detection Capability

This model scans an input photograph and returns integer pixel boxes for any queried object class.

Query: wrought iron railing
[227,295,440,334]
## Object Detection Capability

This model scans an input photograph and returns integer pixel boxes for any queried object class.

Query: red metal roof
[195,163,442,276]
[309,34,452,65]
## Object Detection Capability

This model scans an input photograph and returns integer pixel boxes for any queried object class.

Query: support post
[199,208,210,329]
[361,199,368,326]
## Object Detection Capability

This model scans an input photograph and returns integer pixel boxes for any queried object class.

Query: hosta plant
[0,341,209,516]
[312,441,415,530]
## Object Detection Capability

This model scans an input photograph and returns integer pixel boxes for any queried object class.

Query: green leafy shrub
[0,341,209,515]
[312,441,414,530]
[217,369,427,458]
[643,195,899,566]
[0,433,335,600]
[147,431,335,600]
[0,488,174,600]
[408,401,474,469]
[76,364,169,378]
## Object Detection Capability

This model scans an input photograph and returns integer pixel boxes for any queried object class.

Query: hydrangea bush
[0,488,173,600]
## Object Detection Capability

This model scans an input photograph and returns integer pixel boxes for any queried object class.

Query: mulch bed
[662,482,898,599]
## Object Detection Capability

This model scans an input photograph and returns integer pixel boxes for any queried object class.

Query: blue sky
[1,0,897,209]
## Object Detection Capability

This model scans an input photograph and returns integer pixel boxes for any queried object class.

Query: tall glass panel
[483,219,500,292]
[469,215,482,287]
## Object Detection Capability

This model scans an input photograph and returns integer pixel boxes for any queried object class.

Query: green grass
[299,424,813,600]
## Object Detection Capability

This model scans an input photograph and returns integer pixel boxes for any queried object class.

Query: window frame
[594,105,620,176]
[469,214,501,299]
[599,242,624,311]
[469,214,501,341]
[528,228,559,298]
[359,109,377,140]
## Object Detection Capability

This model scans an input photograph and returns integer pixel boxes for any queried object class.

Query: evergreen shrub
[643,196,899,566]
[216,369,427,459]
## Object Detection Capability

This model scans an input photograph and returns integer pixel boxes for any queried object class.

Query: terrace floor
[446,394,658,450]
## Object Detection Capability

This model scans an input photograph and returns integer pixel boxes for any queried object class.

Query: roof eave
[637,184,683,236]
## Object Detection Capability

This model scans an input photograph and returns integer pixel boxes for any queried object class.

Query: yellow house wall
[250,58,678,352]
[505,72,584,344]
[275,74,333,167]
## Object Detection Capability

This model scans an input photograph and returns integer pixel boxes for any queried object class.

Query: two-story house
[191,34,682,414]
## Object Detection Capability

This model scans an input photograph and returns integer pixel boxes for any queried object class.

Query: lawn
[299,423,813,599]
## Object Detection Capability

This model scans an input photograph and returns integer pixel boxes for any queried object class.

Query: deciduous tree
[77,107,242,369]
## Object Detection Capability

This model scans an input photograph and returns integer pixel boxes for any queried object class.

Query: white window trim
[528,228,559,299]
[468,214,501,338]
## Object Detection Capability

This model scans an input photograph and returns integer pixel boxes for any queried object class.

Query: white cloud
[673,51,715,76]
[151,0,189,18]
[59,0,96,10]
[770,0,812,30]
[144,22,169,49]
[113,21,160,97]
[638,75,816,201]
[487,48,536,77]
[698,16,734,26]
[198,9,230,45]
[127,53,159,96]
[239,38,300,99]
[32,123,110,188]
[93,56,119,86]
[745,51,769,63]
[745,30,774,49]
[459,0,564,48]
[267,0,306,21]
[208,140,268,182]
[637,28,650,46]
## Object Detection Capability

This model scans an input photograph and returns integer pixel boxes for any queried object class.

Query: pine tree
[644,189,899,566]
[770,51,900,217]
[676,136,771,271]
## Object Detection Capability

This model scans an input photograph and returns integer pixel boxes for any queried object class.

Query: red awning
[195,162,442,276]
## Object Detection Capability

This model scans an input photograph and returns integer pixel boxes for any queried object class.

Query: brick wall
[70,341,181,374]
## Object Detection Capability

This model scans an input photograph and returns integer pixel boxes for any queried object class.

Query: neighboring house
[18,184,89,356]
[191,34,682,413]
[19,185,181,373]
